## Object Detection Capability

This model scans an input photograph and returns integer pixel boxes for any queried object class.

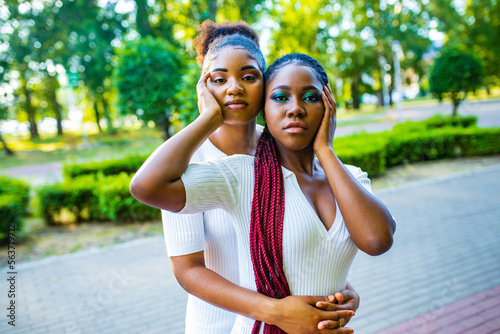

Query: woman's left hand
[313,84,337,154]
[315,290,358,329]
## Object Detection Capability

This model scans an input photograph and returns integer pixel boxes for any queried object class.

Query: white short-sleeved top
[162,139,239,334]
[180,155,371,333]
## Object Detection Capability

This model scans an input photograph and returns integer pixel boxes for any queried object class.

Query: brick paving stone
[377,284,500,334]
[349,164,500,333]
[0,163,499,334]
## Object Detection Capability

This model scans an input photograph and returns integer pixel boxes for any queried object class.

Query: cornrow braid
[265,53,329,87]
[250,127,290,334]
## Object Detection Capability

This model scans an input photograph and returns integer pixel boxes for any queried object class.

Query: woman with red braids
[153,21,360,334]
[132,34,395,334]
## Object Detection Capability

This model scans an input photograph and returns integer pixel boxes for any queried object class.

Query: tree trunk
[93,100,103,133]
[451,92,461,117]
[389,85,394,106]
[21,78,39,140]
[376,89,383,107]
[0,132,14,156]
[351,72,360,110]
[49,75,63,136]
[101,96,115,133]
[135,0,153,37]
[158,111,171,140]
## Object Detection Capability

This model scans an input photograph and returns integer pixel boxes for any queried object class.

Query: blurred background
[1,1,500,333]
[1,0,499,260]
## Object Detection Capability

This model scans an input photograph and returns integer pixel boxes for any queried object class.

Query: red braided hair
[250,127,290,334]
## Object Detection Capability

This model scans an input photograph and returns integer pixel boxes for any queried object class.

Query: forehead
[266,64,322,91]
[208,46,261,71]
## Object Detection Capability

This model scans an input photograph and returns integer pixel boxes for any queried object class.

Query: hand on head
[197,71,223,119]
[313,83,337,154]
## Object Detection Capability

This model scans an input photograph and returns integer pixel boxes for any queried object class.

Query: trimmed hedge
[37,173,160,224]
[335,133,389,177]
[386,127,500,167]
[39,114,499,225]
[62,154,149,179]
[0,176,30,242]
[37,175,101,224]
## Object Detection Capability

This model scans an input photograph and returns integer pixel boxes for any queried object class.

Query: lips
[284,121,308,132]
[225,99,248,109]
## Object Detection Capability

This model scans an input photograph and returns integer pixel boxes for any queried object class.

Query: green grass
[0,128,164,170]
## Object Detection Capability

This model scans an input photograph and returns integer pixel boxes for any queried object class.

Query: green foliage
[0,176,30,215]
[0,176,30,242]
[430,44,484,115]
[37,174,159,225]
[391,114,478,133]
[97,173,159,222]
[386,127,500,166]
[173,60,201,126]
[114,36,184,138]
[0,194,23,243]
[464,0,500,87]
[37,175,101,225]
[334,117,497,177]
[62,154,149,179]
[335,133,389,177]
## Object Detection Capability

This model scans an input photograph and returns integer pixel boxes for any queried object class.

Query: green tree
[114,36,183,139]
[430,44,484,116]
[464,0,500,91]
[0,83,14,155]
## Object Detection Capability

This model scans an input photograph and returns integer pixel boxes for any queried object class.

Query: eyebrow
[271,85,321,92]
[211,65,260,73]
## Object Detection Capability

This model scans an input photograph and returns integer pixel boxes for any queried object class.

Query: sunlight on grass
[0,128,164,170]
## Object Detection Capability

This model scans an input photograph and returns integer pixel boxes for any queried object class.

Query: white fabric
[162,139,239,334]
[180,155,371,333]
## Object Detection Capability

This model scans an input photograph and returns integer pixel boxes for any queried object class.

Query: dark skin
[132,48,374,333]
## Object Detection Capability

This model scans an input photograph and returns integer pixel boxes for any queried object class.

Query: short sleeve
[179,156,243,214]
[345,165,373,194]
[161,209,205,257]
[161,142,210,257]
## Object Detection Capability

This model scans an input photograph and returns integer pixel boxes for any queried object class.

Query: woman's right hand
[268,295,354,334]
[197,71,224,125]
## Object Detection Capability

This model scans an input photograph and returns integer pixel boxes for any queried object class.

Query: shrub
[391,114,477,134]
[37,173,159,224]
[386,127,500,166]
[335,132,389,177]
[0,194,24,243]
[97,173,160,222]
[63,154,148,179]
[0,176,30,215]
[0,176,30,242]
[37,175,101,224]
[424,114,477,129]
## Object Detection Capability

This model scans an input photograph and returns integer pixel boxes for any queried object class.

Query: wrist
[259,297,281,326]
[315,145,334,159]
[199,108,223,132]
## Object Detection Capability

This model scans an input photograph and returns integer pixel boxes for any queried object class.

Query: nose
[286,100,305,118]
[227,78,244,96]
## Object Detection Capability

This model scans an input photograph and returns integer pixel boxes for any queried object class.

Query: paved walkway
[1,164,500,334]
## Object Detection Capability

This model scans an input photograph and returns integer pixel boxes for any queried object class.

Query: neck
[209,120,260,156]
[275,142,316,176]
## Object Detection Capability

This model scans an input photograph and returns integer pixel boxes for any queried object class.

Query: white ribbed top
[180,155,370,333]
[162,139,239,334]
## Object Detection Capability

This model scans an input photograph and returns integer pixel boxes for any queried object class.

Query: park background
[1,0,500,333]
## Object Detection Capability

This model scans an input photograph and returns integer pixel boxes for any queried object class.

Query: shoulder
[345,164,369,180]
[193,139,227,163]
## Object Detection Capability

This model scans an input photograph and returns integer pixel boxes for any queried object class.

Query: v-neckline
[281,165,343,236]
